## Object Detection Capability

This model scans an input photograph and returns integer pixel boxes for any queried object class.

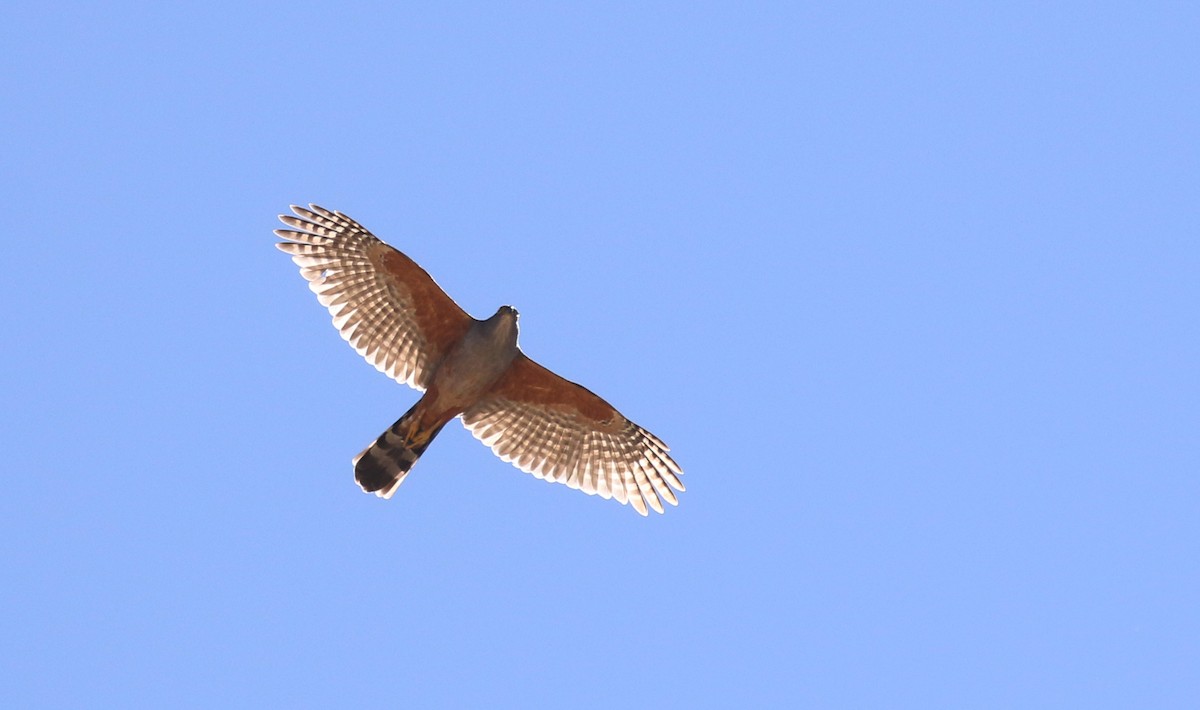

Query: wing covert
[275,204,472,390]
[462,354,684,515]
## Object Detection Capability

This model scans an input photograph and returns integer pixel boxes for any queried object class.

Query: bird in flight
[275,205,684,515]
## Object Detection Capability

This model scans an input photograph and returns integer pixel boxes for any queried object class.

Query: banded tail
[353,404,447,498]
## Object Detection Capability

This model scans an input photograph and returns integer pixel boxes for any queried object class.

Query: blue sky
[2,2,1197,707]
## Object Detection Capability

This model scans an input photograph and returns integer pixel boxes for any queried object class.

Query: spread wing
[462,354,685,515]
[275,204,473,390]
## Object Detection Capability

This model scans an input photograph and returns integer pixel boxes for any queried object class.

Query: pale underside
[276,204,684,515]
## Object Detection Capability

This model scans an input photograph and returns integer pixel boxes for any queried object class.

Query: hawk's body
[276,204,684,515]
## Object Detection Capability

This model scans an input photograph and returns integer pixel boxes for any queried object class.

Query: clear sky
[2,2,1197,707]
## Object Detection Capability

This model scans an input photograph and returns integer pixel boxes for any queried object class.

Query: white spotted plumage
[278,204,684,515]
[275,205,439,390]
[462,396,684,515]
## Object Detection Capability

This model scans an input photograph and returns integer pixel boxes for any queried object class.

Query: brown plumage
[275,204,683,515]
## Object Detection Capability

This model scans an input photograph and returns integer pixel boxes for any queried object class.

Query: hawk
[275,204,684,515]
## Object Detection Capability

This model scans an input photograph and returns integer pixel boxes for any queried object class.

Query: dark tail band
[353,405,446,498]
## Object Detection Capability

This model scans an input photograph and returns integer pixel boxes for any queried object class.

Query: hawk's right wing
[275,204,473,390]
[462,354,685,515]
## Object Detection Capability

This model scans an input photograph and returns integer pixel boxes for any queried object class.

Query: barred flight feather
[278,204,683,515]
[462,397,684,516]
[276,204,471,390]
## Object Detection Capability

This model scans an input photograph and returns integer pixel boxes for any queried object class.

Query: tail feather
[353,405,445,498]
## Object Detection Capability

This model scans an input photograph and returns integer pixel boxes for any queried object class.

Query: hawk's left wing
[275,204,472,390]
[462,354,684,515]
